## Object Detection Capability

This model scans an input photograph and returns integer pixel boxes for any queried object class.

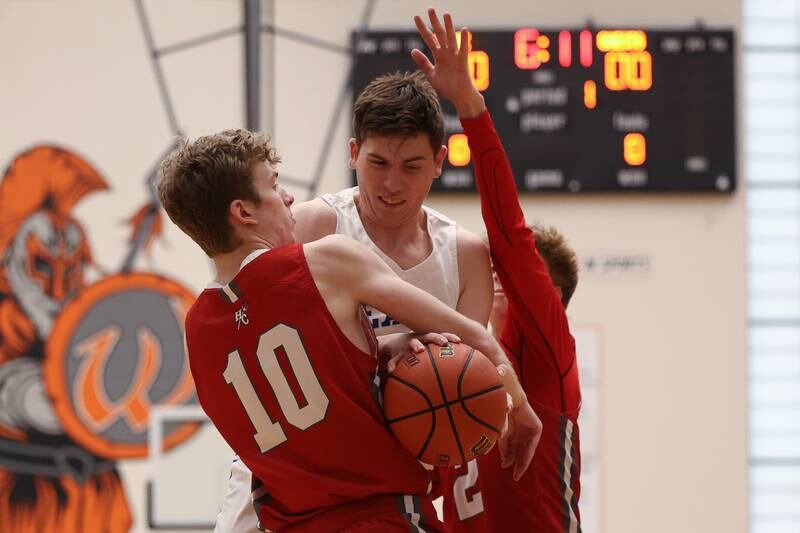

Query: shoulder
[293,198,337,243]
[303,234,365,270]
[184,295,212,342]
[456,226,491,288]
[304,235,386,298]
[305,234,388,280]
[456,226,489,262]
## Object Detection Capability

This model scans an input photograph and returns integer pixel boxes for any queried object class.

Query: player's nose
[382,169,403,195]
[281,187,294,206]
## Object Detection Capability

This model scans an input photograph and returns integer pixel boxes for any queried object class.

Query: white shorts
[214,456,261,533]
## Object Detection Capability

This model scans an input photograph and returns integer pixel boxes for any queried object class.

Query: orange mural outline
[43,272,199,459]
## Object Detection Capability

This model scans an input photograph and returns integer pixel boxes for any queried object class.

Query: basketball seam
[458,348,503,435]
[384,383,505,424]
[383,374,437,460]
[426,344,466,466]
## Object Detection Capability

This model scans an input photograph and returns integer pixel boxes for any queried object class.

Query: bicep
[456,229,493,326]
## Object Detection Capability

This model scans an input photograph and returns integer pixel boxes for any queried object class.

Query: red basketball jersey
[185,244,437,532]
[440,112,582,532]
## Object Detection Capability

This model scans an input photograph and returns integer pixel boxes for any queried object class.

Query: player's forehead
[361,132,435,161]
[251,159,278,183]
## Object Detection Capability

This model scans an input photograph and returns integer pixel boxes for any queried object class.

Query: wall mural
[0,0,398,530]
[0,145,198,532]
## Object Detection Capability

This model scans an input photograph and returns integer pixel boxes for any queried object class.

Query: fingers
[427,8,447,50]
[458,26,471,54]
[409,338,425,353]
[499,433,515,469]
[411,48,435,76]
[498,413,514,468]
[513,430,540,481]
[443,12,458,51]
[386,352,404,373]
[441,332,461,343]
[415,332,460,347]
[413,15,439,51]
[505,405,543,481]
[418,332,446,345]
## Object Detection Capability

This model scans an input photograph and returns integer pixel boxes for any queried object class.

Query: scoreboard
[351,28,736,193]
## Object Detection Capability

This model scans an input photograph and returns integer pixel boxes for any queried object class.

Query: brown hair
[353,71,444,152]
[531,224,579,308]
[157,129,281,256]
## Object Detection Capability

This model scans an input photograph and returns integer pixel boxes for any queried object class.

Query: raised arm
[305,234,541,479]
[463,114,573,364]
[412,9,572,366]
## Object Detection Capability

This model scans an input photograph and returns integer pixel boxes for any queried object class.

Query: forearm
[461,111,529,248]
[364,275,527,404]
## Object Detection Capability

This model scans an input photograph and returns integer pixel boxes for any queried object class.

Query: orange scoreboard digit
[352,28,736,193]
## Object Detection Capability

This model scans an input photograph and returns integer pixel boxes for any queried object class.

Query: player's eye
[405,165,421,172]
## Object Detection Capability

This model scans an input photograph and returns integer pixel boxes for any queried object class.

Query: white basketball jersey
[321,186,460,335]
[213,187,462,533]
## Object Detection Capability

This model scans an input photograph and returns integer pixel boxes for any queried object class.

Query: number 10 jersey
[184,244,433,532]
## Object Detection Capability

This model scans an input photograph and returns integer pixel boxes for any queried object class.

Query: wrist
[497,367,527,407]
[454,91,486,119]
[478,339,527,407]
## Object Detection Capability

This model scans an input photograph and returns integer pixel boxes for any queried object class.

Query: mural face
[0,145,198,533]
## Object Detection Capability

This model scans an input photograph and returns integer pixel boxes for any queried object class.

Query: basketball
[382,342,508,467]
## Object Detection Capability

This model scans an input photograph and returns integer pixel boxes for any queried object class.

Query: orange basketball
[383,342,508,467]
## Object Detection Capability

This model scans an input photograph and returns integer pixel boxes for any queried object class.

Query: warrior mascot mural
[0,145,199,532]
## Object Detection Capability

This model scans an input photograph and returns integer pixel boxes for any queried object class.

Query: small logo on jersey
[471,435,493,456]
[404,354,421,368]
[235,303,249,329]
[438,343,455,358]
[437,453,451,466]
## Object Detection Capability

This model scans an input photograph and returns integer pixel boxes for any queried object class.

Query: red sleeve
[460,111,573,374]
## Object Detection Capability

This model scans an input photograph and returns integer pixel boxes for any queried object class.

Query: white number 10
[223,323,329,452]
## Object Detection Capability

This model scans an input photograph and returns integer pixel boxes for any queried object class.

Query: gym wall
[0,1,746,532]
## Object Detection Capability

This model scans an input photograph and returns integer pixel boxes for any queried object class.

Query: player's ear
[432,145,447,179]
[348,138,359,170]
[229,199,257,226]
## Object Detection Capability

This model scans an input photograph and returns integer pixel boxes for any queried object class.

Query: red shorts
[281,493,446,533]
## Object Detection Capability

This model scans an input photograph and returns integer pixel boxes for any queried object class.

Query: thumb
[411,48,435,77]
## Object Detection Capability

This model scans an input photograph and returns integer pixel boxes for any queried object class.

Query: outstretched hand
[497,397,543,481]
[411,8,486,118]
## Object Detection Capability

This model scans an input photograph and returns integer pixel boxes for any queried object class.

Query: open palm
[411,9,477,106]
